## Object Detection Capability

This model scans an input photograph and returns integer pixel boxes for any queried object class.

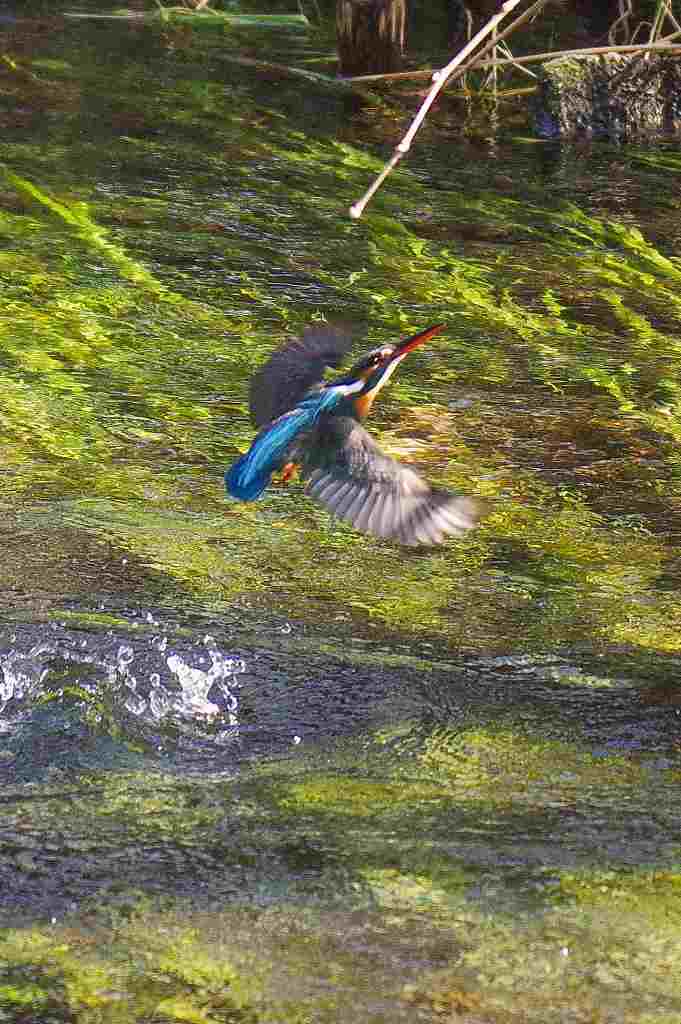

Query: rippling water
[2,5,681,1020]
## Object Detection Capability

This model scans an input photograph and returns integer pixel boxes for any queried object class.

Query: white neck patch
[337,378,365,396]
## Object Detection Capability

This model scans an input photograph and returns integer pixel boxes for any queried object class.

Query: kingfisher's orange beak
[390,323,446,360]
[351,323,447,420]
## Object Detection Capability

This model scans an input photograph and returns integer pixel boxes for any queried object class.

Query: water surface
[1,7,681,1022]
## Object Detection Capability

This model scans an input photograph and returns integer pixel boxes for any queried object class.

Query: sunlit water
[1,616,677,765]
[2,5,681,1020]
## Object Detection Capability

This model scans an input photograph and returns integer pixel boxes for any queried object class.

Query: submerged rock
[534,54,681,139]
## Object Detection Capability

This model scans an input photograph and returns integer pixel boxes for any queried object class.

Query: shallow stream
[1,5,681,1021]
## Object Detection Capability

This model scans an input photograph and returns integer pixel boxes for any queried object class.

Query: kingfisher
[225,323,482,546]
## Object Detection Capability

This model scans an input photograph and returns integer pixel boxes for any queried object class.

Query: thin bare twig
[496,40,538,79]
[651,0,680,39]
[349,0,549,219]
[650,1,666,41]
[347,2,681,219]
[491,23,498,100]
[298,0,323,25]
[461,4,473,92]
[482,38,681,67]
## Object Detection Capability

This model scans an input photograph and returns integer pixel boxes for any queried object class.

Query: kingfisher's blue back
[225,388,346,501]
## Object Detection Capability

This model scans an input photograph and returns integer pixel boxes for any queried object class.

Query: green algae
[6,894,681,1023]
[4,714,681,1021]
[0,917,260,1024]
[401,899,681,1022]
[2,170,175,295]
[2,166,680,650]
[421,725,648,794]
[30,484,675,654]
[65,8,311,30]
[2,12,681,1021]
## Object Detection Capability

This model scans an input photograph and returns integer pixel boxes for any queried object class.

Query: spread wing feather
[302,418,481,546]
[249,325,355,428]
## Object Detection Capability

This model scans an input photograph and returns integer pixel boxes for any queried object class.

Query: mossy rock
[534,54,681,139]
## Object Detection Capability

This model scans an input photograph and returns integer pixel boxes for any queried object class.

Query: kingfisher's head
[337,323,446,419]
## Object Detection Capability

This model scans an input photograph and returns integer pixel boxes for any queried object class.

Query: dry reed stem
[651,0,680,42]
[609,0,634,45]
[346,35,681,85]
[218,53,382,104]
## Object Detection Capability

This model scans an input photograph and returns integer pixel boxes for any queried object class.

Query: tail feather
[224,456,274,501]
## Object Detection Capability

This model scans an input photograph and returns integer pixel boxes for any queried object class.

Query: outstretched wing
[249,325,355,428]
[302,418,482,546]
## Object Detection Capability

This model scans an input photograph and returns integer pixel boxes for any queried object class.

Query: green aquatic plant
[3,170,175,295]
[4,20,681,1024]
[65,5,312,30]
[2,38,681,652]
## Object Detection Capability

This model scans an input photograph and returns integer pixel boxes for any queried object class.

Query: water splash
[166,648,242,721]
[117,644,135,669]
[0,650,49,707]
[0,619,247,752]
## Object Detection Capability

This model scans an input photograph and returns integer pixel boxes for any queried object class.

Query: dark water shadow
[0,614,679,925]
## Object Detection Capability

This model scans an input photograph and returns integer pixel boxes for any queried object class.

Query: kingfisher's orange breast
[353,392,375,420]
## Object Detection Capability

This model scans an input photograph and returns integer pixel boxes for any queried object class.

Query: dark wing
[302,418,482,546]
[249,325,355,428]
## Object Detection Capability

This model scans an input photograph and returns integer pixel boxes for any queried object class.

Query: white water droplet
[125,691,147,716]
[0,670,13,703]
[0,653,49,702]
[165,648,241,719]
[117,644,134,668]
[149,686,170,719]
